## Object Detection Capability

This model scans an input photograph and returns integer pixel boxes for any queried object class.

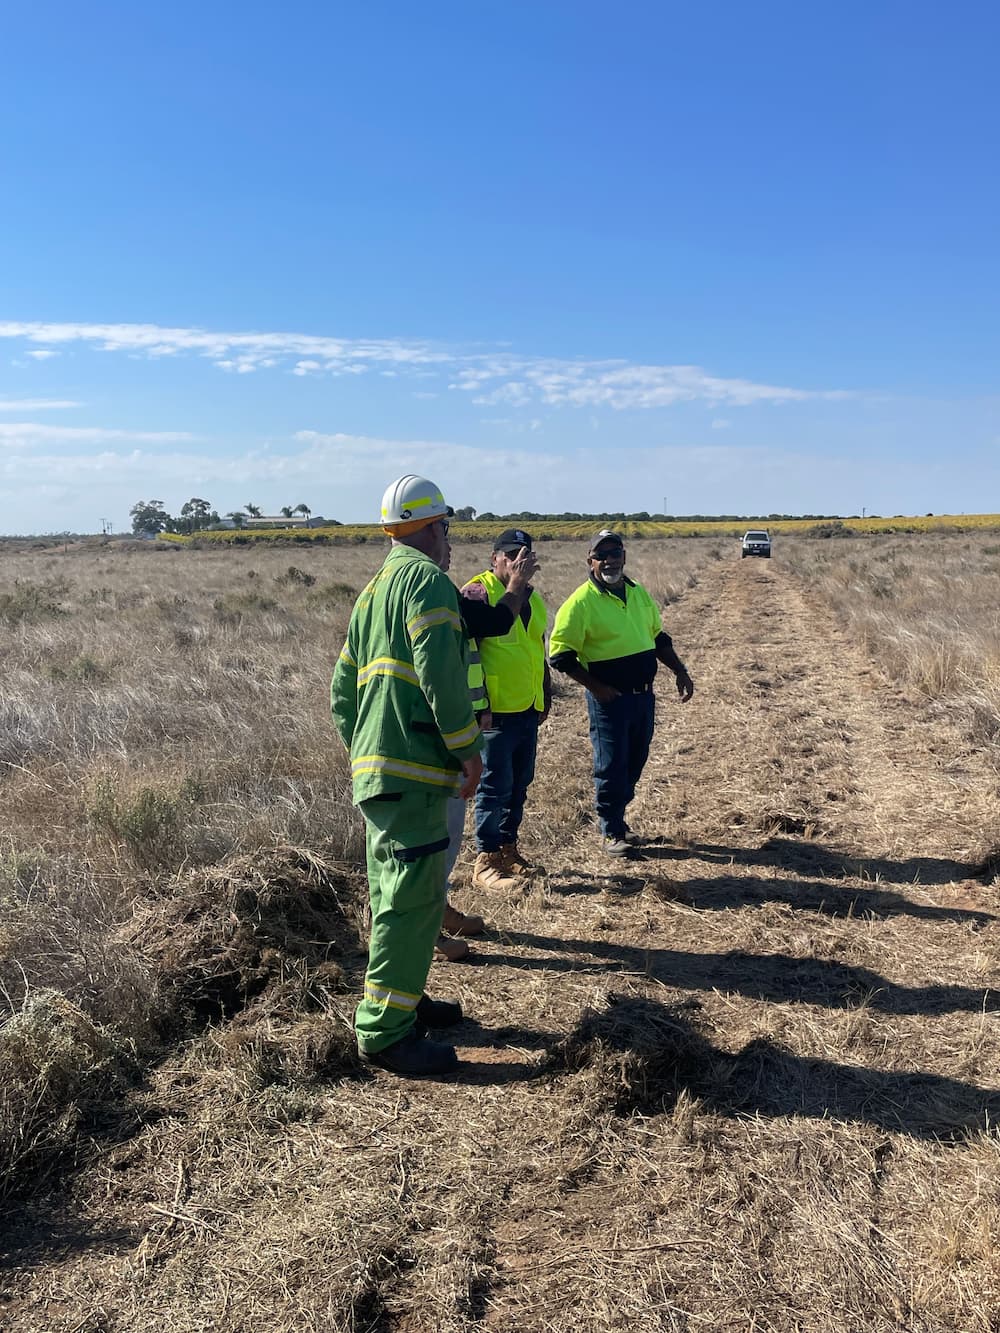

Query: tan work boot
[472,849,524,892]
[503,843,542,877]
[443,902,486,936]
[434,934,470,962]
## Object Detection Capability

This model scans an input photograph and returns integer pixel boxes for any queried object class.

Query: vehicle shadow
[494,927,1000,1016]
[550,991,1000,1141]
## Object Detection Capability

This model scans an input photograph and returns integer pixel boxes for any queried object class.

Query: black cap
[588,529,625,556]
[493,527,533,553]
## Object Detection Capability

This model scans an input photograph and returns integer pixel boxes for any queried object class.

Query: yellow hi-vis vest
[465,571,546,713]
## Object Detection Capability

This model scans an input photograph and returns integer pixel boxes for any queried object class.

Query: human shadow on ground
[495,928,1000,1016]
[0,1100,153,1268]
[641,873,993,926]
[640,836,983,890]
[446,1019,559,1085]
[551,992,1000,1141]
[455,1019,553,1053]
[0,1203,136,1272]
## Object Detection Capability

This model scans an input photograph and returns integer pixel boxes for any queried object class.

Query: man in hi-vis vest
[436,541,539,960]
[462,529,551,892]
[331,474,482,1077]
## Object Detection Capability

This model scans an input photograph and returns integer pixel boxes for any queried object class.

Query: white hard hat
[380,474,453,526]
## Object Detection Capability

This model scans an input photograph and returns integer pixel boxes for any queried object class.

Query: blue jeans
[586,690,655,837]
[474,710,539,852]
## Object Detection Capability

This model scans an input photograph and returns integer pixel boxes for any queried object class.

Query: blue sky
[1,1,998,532]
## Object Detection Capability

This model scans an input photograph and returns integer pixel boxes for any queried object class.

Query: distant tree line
[129,499,857,536]
[129,499,315,535]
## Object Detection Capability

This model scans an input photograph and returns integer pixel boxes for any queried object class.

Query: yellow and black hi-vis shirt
[549,575,675,693]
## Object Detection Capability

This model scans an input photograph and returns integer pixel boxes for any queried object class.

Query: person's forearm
[556,658,611,697]
[412,622,482,756]
[330,654,359,747]
[655,632,686,675]
[498,585,527,616]
[655,635,695,700]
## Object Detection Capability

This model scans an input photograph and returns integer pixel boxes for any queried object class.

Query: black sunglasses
[437,517,450,535]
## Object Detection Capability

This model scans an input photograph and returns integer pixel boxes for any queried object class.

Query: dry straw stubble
[3,531,1000,1331]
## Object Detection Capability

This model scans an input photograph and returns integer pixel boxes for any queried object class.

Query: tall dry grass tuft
[0,844,364,1201]
[0,989,138,1199]
[784,533,1000,762]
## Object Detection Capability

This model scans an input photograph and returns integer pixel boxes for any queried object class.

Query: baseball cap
[588,529,625,556]
[493,528,533,553]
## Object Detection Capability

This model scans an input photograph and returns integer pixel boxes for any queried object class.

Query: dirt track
[424,556,1000,1330]
[5,556,1000,1331]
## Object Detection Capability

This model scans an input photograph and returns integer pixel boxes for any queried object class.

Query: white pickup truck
[741,530,771,559]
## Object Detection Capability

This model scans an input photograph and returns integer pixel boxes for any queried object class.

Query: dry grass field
[2,531,1000,1331]
[160,513,1000,544]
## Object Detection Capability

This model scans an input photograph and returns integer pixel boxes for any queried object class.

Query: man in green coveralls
[331,475,483,1076]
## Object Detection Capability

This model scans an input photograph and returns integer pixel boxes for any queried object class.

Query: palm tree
[293,503,312,519]
[245,503,262,518]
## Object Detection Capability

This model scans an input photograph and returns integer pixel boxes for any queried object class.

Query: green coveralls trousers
[355,789,450,1054]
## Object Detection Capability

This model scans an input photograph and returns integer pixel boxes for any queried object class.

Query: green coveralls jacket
[331,543,483,1053]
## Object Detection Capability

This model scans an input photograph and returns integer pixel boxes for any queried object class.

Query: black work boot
[362,1030,459,1077]
[416,994,463,1027]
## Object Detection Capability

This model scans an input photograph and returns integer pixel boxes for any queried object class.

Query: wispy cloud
[0,398,82,412]
[454,361,850,410]
[0,320,451,374]
[479,416,544,433]
[0,421,196,450]
[0,319,852,412]
[25,348,59,360]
